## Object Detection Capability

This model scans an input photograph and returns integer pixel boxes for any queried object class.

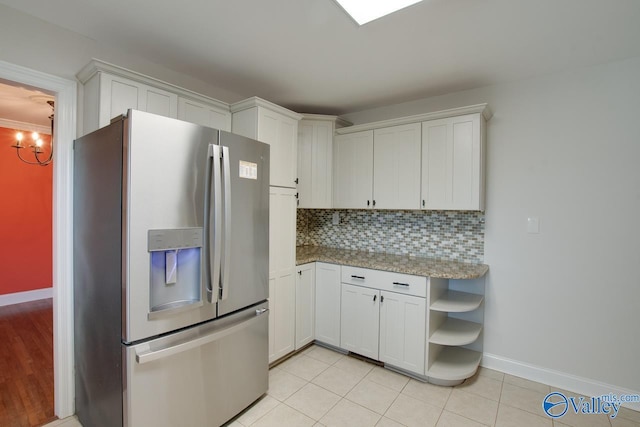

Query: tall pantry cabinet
[231,98,302,363]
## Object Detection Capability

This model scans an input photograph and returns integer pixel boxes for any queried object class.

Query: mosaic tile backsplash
[296,209,485,263]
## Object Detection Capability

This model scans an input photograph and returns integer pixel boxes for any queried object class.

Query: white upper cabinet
[334,105,490,211]
[421,113,485,211]
[231,98,302,189]
[333,130,374,209]
[373,123,422,210]
[297,115,350,209]
[81,71,177,134]
[77,60,233,136]
[177,96,231,131]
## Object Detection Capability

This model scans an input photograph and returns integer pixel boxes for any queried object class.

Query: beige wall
[344,56,640,395]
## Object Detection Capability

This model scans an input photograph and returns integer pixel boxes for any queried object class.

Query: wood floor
[0,299,56,427]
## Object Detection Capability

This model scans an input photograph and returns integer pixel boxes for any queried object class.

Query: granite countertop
[296,246,489,280]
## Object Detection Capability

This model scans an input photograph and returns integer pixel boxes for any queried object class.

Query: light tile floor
[46,344,640,427]
[226,345,640,427]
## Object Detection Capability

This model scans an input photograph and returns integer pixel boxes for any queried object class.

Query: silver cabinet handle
[393,282,410,287]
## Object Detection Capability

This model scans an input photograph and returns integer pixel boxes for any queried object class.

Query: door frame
[0,60,77,418]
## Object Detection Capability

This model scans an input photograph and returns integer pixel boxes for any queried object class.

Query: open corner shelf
[427,346,482,382]
[430,290,483,313]
[429,317,482,346]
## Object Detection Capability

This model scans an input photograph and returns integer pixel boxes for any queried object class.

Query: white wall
[344,57,640,395]
[0,4,245,104]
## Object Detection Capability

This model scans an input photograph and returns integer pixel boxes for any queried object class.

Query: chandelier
[11,100,54,166]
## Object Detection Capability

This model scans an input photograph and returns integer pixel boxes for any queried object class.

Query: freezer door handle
[208,144,222,304]
[220,146,232,301]
[135,308,269,364]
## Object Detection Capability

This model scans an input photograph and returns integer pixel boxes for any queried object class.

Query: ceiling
[1,0,640,116]
[0,80,54,129]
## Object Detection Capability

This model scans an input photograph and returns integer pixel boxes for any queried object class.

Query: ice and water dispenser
[147,228,204,317]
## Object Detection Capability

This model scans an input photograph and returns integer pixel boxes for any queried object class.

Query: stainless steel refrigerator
[73,109,270,427]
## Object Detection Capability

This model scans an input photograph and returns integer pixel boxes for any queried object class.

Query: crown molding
[0,117,51,134]
[336,104,492,135]
[76,59,230,111]
[230,96,303,121]
[299,113,352,129]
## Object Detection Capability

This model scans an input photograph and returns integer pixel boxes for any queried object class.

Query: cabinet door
[295,263,316,350]
[373,123,421,209]
[98,73,177,128]
[315,263,341,347]
[333,131,374,209]
[178,97,231,131]
[421,114,482,210]
[340,284,379,360]
[311,121,333,208]
[297,122,314,208]
[143,87,177,119]
[100,73,140,127]
[379,291,426,375]
[268,187,297,362]
[258,108,298,188]
[298,120,333,209]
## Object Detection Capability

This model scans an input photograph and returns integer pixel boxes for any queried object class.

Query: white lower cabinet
[268,187,297,363]
[315,263,341,347]
[379,291,426,374]
[295,263,315,350]
[339,267,428,377]
[340,284,380,360]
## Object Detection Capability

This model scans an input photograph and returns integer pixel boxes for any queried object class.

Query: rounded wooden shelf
[427,346,482,383]
[430,290,483,313]
[429,317,482,346]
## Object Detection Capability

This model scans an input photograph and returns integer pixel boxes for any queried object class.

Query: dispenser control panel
[148,228,204,251]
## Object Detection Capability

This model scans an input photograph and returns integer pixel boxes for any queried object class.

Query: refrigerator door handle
[135,308,269,364]
[220,146,232,301]
[208,144,222,304]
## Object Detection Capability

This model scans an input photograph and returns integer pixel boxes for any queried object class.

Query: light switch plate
[332,212,340,225]
[527,217,540,234]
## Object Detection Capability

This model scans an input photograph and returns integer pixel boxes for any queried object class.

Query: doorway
[0,60,77,420]
[0,79,55,425]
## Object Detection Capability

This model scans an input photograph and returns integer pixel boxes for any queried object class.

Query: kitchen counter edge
[295,246,488,280]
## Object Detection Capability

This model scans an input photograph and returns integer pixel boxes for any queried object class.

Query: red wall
[0,126,52,295]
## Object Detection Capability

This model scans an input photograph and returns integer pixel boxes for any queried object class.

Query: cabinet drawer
[341,266,378,287]
[341,266,426,298]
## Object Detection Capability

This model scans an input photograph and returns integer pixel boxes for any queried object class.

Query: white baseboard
[0,288,53,307]
[482,352,640,412]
